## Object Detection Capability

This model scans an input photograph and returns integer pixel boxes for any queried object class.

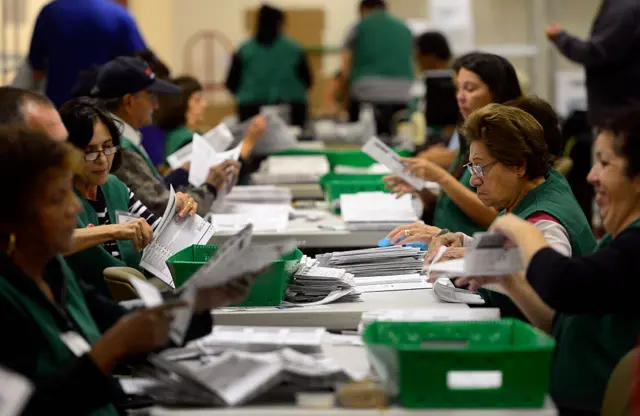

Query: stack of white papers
[208,202,290,232]
[354,274,432,293]
[140,187,215,288]
[251,155,330,185]
[284,257,361,306]
[196,326,325,354]
[315,246,425,278]
[358,307,501,332]
[144,347,354,407]
[225,185,292,205]
[340,192,418,231]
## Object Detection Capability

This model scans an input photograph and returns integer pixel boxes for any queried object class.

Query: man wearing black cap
[92,56,245,217]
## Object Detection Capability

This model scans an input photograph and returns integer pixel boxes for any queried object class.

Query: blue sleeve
[117,12,146,55]
[28,6,50,70]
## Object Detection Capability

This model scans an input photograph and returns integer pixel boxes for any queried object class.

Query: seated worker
[226,4,312,128]
[0,127,253,415]
[453,108,640,415]
[90,56,265,217]
[384,52,522,237]
[340,0,415,136]
[59,98,200,296]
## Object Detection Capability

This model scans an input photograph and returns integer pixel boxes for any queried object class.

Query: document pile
[340,192,419,231]
[333,163,391,175]
[207,202,291,233]
[225,185,292,205]
[284,256,361,306]
[252,155,330,185]
[358,307,501,333]
[315,246,425,278]
[140,187,215,288]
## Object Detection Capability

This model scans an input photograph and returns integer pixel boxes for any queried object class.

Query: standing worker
[28,0,146,108]
[545,0,640,128]
[226,4,313,128]
[339,0,415,136]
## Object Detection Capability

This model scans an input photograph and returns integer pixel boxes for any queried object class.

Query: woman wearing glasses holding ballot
[450,109,640,415]
[59,98,199,297]
[0,127,253,415]
[385,52,522,239]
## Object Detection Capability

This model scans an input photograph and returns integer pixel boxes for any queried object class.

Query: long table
[213,289,466,331]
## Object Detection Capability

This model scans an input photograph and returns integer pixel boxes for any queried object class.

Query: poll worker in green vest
[452,108,640,415]
[91,56,263,217]
[225,4,312,128]
[59,97,199,297]
[385,53,522,238]
[339,0,414,136]
[0,128,254,415]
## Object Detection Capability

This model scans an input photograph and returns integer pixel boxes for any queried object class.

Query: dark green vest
[351,11,414,83]
[64,175,142,298]
[480,170,597,319]
[164,126,194,161]
[121,137,162,180]
[236,35,308,105]
[550,218,640,412]
[0,257,118,416]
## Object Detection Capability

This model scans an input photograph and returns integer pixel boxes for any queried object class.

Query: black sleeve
[297,51,313,89]
[225,52,243,94]
[527,228,640,314]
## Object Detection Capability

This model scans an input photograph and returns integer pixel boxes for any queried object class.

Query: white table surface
[213,289,466,331]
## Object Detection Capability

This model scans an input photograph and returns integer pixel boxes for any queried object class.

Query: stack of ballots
[251,155,330,185]
[285,256,361,306]
[315,246,425,278]
[340,192,419,231]
[225,185,292,205]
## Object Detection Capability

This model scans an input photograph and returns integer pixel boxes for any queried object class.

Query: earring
[7,233,15,255]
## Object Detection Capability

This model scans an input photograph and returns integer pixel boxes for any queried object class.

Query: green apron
[164,126,194,161]
[120,137,163,180]
[236,35,308,105]
[480,170,596,319]
[350,11,414,83]
[0,256,119,416]
[550,218,640,412]
[64,174,142,298]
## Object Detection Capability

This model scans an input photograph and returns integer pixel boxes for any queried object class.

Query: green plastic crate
[275,148,411,171]
[362,319,555,409]
[166,245,303,306]
[318,173,389,214]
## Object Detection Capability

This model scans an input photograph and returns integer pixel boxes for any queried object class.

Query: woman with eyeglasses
[59,98,198,298]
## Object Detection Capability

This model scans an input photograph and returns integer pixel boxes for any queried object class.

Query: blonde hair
[461,103,551,178]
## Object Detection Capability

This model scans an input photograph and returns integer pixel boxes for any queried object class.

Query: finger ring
[404,230,410,237]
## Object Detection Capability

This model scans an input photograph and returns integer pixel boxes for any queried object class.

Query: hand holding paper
[362,136,427,190]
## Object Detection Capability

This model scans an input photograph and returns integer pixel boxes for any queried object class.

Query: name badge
[60,332,91,357]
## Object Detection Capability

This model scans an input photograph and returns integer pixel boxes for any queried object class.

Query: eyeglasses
[84,146,119,162]
[464,161,498,177]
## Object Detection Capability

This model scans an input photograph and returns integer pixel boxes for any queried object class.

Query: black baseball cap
[91,56,181,99]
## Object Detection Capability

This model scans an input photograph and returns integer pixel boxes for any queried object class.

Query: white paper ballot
[362,136,426,190]
[188,123,240,187]
[166,125,236,170]
[166,142,193,170]
[130,278,164,307]
[140,187,216,288]
[0,366,33,416]
[168,284,198,346]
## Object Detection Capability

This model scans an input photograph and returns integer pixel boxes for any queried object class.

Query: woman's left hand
[175,192,198,218]
[193,276,256,313]
[402,157,447,183]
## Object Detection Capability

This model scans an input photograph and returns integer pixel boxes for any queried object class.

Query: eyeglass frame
[463,160,498,178]
[84,145,119,162]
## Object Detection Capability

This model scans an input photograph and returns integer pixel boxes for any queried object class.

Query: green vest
[350,11,414,83]
[0,257,119,416]
[121,136,162,180]
[236,35,308,105]
[64,175,142,298]
[164,126,194,161]
[550,218,640,412]
[480,170,597,319]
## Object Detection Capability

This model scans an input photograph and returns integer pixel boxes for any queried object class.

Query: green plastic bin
[362,319,555,409]
[275,148,411,171]
[318,173,389,214]
[166,245,303,307]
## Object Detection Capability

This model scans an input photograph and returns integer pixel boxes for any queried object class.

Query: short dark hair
[59,97,124,172]
[256,4,285,45]
[155,76,203,131]
[0,87,54,125]
[454,52,522,104]
[602,108,640,178]
[360,0,386,10]
[462,103,551,179]
[505,96,564,160]
[0,126,80,221]
[415,31,451,61]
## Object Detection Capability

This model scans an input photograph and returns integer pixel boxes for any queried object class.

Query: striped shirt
[87,187,161,260]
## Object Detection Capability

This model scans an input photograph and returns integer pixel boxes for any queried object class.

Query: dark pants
[237,101,308,128]
[348,99,407,138]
